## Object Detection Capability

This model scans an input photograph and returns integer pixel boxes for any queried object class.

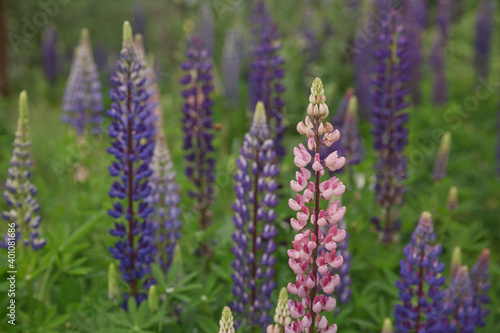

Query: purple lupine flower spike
[471,249,491,327]
[442,266,476,332]
[231,102,279,330]
[474,0,494,79]
[2,91,46,251]
[222,30,242,107]
[431,0,450,106]
[107,22,157,305]
[249,0,286,159]
[62,28,104,136]
[198,0,214,57]
[432,131,451,181]
[148,133,181,274]
[371,10,409,243]
[41,25,59,86]
[394,212,445,332]
[180,35,215,230]
[404,0,427,105]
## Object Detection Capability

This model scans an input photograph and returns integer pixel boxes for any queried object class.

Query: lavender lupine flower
[62,28,104,136]
[147,133,181,274]
[441,266,476,332]
[180,35,215,230]
[249,0,286,159]
[394,212,446,332]
[1,91,45,250]
[41,25,58,86]
[431,0,450,106]
[404,0,427,105]
[222,30,242,107]
[198,0,214,56]
[371,10,409,242]
[286,78,347,333]
[231,102,279,329]
[353,8,374,117]
[267,287,292,333]
[471,249,491,327]
[107,22,157,305]
[432,131,451,181]
[474,0,494,79]
[219,306,236,333]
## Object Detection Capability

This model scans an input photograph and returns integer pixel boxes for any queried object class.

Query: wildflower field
[0,1,499,332]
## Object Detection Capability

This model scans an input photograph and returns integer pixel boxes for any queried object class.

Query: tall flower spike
[147,133,181,274]
[471,249,491,327]
[62,28,104,136]
[286,78,346,333]
[431,0,450,106]
[394,212,446,332]
[231,102,279,329]
[267,287,292,333]
[180,35,215,230]
[474,0,494,79]
[432,131,451,181]
[222,30,242,107]
[1,91,45,250]
[41,25,58,86]
[441,266,476,332]
[371,10,409,243]
[106,21,157,305]
[446,186,458,211]
[249,0,286,159]
[219,306,235,333]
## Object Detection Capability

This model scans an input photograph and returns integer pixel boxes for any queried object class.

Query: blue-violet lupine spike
[180,35,216,230]
[474,0,494,79]
[441,265,477,332]
[231,102,279,330]
[431,0,450,106]
[198,0,214,57]
[41,25,58,86]
[222,30,243,107]
[62,28,104,136]
[436,0,451,40]
[471,249,491,327]
[249,0,286,159]
[147,133,181,274]
[371,10,409,243]
[394,212,445,332]
[2,91,46,251]
[106,22,157,305]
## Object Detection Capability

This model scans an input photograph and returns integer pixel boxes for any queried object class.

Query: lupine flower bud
[446,186,458,211]
[394,212,445,332]
[267,287,292,333]
[148,285,159,312]
[450,246,462,278]
[432,131,451,181]
[442,266,475,332]
[371,10,409,243]
[381,318,393,333]
[286,78,346,333]
[474,0,494,78]
[1,91,46,250]
[107,21,157,305]
[249,0,286,159]
[180,35,215,230]
[471,249,491,327]
[219,306,235,333]
[62,28,104,136]
[231,102,279,329]
[108,262,120,301]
